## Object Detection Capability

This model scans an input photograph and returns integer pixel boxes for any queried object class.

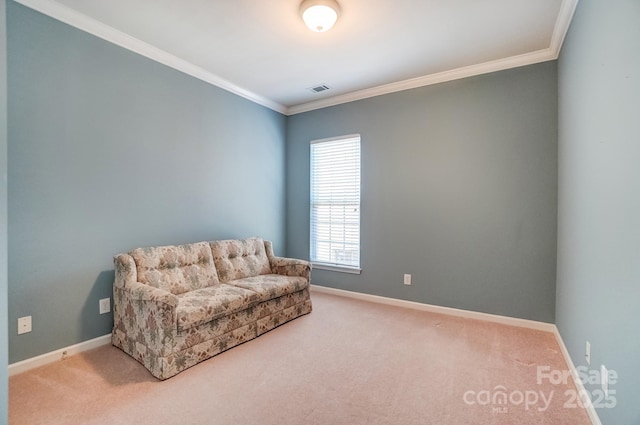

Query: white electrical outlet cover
[18,316,32,335]
[99,298,111,314]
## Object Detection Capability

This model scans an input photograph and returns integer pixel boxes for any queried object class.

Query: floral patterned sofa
[112,237,312,380]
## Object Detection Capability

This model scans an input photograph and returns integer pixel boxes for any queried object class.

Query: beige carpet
[10,291,591,425]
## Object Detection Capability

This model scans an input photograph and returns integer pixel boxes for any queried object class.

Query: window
[310,134,361,273]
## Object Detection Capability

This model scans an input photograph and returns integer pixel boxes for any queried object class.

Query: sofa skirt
[113,288,312,380]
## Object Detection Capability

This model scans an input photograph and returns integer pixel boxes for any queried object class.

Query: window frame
[309,134,362,274]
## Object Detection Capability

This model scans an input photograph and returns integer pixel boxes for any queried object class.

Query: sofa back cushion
[210,237,272,282]
[129,242,219,295]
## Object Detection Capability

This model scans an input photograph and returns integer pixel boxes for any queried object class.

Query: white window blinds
[310,135,361,269]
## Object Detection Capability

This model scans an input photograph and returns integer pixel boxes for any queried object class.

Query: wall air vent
[308,84,330,93]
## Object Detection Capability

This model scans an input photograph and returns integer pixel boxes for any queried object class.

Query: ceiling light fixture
[300,0,341,33]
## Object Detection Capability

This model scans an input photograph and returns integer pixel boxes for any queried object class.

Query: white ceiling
[16,0,578,115]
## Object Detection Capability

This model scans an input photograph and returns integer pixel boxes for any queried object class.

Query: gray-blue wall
[1,0,8,422]
[557,1,640,424]
[12,7,640,425]
[7,2,286,363]
[287,62,558,323]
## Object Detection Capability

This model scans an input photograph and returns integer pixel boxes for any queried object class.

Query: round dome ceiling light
[300,0,341,33]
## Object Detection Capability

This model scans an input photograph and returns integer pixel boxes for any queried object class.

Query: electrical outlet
[585,341,591,365]
[601,365,609,396]
[18,316,32,335]
[99,298,111,314]
[404,274,411,285]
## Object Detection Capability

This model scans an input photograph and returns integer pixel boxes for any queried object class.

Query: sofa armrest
[113,254,178,356]
[114,253,177,308]
[124,280,179,307]
[113,281,178,355]
[114,253,137,289]
[270,256,312,279]
[263,240,311,279]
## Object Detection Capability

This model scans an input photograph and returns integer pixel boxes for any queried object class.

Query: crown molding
[287,48,556,115]
[286,0,579,115]
[13,0,288,115]
[549,0,579,57]
[15,0,578,117]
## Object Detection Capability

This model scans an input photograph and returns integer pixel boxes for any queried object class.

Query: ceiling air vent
[308,84,330,94]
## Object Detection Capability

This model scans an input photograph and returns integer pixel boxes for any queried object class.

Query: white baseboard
[310,284,601,425]
[553,327,603,425]
[310,284,555,332]
[8,334,112,376]
[3,290,603,425]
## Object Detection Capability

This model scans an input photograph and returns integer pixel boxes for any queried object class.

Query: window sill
[311,262,362,274]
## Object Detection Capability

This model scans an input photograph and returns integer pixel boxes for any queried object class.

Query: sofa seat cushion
[225,274,309,302]
[176,285,260,331]
[210,237,272,283]
[130,242,219,295]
